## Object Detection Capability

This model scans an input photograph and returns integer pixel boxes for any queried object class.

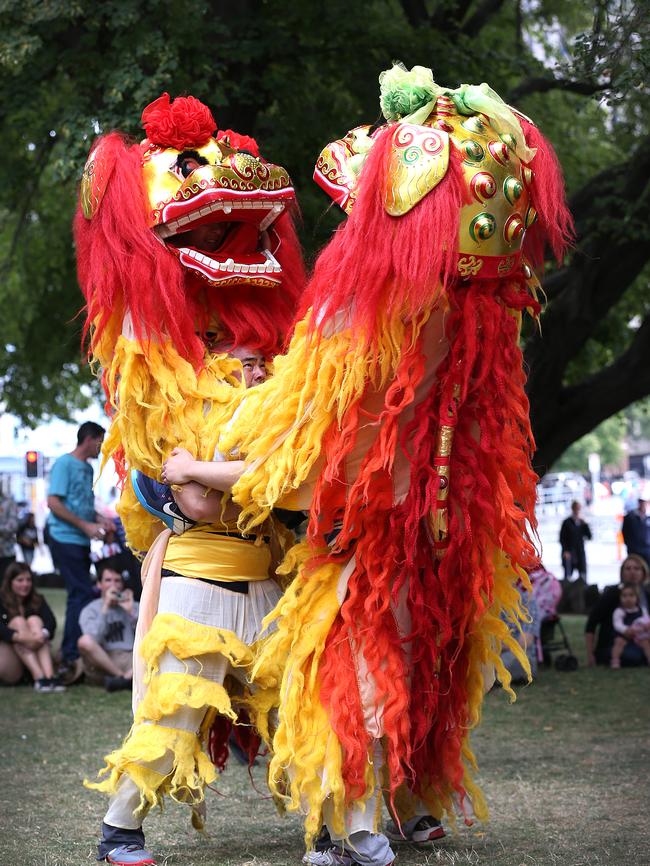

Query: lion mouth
[155,196,287,239]
[176,246,282,281]
[145,153,295,287]
[155,196,288,287]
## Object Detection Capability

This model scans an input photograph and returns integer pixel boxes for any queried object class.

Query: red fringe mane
[75,133,205,363]
[520,119,574,266]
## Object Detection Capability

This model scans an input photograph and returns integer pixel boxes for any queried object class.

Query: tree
[1,0,649,471]
[552,414,626,472]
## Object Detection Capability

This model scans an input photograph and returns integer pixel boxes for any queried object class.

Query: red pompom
[141,92,216,149]
[217,129,261,157]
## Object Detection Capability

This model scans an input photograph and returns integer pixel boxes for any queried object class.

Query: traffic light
[25,450,41,478]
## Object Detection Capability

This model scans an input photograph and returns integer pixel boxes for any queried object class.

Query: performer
[165,64,573,866]
[76,94,304,866]
[75,90,304,551]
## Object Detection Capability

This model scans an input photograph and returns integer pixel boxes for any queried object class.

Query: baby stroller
[529,565,579,672]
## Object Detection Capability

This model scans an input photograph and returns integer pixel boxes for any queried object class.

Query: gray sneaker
[303,846,394,865]
[303,850,354,866]
[385,815,445,844]
[105,843,156,865]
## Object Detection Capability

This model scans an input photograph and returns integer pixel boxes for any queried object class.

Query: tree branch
[398,0,430,27]
[533,315,650,471]
[540,267,572,302]
[405,0,491,34]
[508,75,609,103]
[460,0,505,37]
[0,135,56,277]
[526,133,650,464]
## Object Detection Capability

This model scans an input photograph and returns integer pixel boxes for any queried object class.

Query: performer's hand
[163,448,196,484]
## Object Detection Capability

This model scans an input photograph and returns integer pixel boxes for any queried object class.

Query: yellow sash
[162,525,271,583]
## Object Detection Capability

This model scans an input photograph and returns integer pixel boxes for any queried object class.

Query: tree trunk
[526,135,650,473]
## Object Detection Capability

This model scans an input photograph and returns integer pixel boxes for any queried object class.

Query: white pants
[105,574,281,829]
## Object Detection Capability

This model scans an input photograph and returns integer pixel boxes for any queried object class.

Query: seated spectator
[0,487,19,578]
[16,512,39,566]
[0,562,64,692]
[500,583,541,685]
[585,555,650,666]
[610,583,650,669]
[78,562,138,692]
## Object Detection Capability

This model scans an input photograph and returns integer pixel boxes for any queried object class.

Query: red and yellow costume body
[217,65,573,844]
[75,95,303,835]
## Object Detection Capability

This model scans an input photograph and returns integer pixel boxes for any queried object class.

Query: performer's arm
[173,481,227,522]
[163,448,245,492]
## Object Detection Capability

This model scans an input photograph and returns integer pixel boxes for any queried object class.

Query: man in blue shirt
[47,421,107,675]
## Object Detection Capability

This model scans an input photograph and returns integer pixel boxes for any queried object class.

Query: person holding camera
[78,562,138,692]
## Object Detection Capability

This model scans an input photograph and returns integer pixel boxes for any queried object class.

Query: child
[611,583,650,669]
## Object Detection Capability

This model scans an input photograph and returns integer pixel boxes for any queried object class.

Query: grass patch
[0,592,647,865]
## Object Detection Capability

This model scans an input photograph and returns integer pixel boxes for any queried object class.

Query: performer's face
[170,221,231,253]
[229,346,267,388]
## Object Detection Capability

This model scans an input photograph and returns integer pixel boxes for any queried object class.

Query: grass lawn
[0,589,648,866]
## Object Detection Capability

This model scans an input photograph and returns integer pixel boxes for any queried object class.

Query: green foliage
[552,412,626,471]
[0,0,649,429]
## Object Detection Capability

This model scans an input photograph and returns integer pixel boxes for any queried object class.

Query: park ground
[0,591,648,866]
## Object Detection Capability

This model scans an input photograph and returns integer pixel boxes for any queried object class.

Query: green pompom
[379,63,438,121]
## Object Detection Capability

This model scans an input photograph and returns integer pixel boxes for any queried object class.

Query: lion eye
[174,150,209,179]
[180,157,202,177]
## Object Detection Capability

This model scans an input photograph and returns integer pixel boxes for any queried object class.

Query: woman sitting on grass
[0,562,64,692]
[585,555,650,666]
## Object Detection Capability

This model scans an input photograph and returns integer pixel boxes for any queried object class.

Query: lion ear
[384,123,449,216]
[79,134,123,219]
[313,125,374,215]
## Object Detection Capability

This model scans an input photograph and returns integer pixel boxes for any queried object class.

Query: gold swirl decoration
[385,123,449,216]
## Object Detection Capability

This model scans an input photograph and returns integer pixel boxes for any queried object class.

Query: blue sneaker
[130,469,195,535]
[105,844,156,865]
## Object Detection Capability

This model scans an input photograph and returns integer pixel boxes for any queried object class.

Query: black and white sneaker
[385,815,445,845]
[131,469,195,535]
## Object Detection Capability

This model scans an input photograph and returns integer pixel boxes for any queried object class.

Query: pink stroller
[529,565,578,671]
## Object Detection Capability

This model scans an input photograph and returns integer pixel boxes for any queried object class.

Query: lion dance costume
[75,93,304,863]
[215,65,572,862]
